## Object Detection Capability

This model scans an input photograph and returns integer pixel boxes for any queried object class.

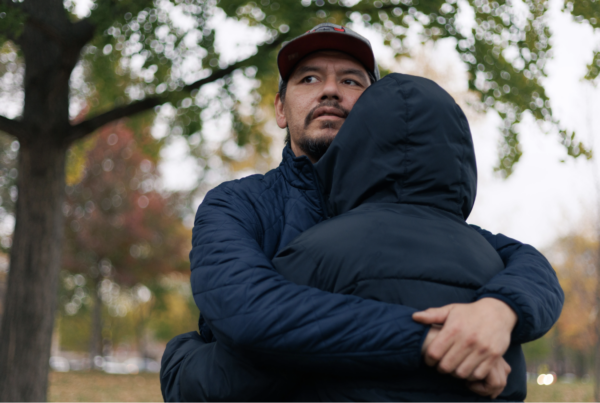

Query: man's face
[275,51,371,162]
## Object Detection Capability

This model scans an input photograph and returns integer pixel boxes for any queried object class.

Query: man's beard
[296,100,349,162]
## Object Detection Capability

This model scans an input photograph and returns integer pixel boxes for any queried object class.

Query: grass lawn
[525,382,593,402]
[48,371,162,402]
[48,371,593,402]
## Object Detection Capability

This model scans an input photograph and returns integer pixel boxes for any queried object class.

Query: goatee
[297,101,349,161]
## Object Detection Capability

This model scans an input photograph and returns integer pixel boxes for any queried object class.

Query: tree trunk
[0,3,77,399]
[0,141,67,402]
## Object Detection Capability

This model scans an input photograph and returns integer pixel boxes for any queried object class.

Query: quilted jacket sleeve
[470,225,564,344]
[190,184,429,373]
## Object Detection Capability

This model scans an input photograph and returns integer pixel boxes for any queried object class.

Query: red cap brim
[277,32,375,80]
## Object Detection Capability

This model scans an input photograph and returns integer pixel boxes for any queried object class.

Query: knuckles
[437,361,454,374]
[425,347,443,363]
[454,367,472,379]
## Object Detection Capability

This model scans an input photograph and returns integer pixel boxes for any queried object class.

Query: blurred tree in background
[551,234,598,358]
[0,0,595,400]
[521,230,599,394]
[61,121,191,365]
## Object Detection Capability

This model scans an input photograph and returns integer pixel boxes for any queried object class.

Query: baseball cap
[277,23,380,89]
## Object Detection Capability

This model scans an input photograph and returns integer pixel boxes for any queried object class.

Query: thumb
[412,305,453,325]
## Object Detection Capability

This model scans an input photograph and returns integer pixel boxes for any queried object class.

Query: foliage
[565,0,600,82]
[0,3,26,44]
[547,232,598,352]
[56,271,199,351]
[59,119,190,352]
[0,0,590,183]
[147,273,199,342]
[62,122,189,288]
[218,0,592,176]
[523,334,552,362]
[0,132,16,253]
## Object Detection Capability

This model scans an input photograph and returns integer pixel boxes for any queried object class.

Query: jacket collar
[279,143,320,191]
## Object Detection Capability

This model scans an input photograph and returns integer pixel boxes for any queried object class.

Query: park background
[0,0,599,401]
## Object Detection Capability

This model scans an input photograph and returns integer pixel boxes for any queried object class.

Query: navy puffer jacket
[160,74,564,402]
[272,73,526,400]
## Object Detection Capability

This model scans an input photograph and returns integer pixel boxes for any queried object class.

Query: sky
[159,0,600,251]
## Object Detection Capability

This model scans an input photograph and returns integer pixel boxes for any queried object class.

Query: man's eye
[344,79,359,86]
[302,76,318,83]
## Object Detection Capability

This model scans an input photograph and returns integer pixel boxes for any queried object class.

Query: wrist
[478,297,518,330]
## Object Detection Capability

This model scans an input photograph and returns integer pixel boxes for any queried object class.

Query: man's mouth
[304,102,350,128]
[312,106,346,120]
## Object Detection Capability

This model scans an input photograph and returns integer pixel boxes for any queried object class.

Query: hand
[421,324,441,354]
[413,298,517,381]
[467,357,512,399]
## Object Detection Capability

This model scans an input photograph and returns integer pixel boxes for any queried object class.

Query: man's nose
[320,75,341,101]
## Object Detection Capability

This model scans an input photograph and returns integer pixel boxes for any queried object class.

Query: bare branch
[0,115,26,139]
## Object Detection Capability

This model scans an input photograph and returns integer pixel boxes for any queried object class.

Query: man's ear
[275,93,288,129]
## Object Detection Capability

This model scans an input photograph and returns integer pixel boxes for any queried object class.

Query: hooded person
[270,73,526,401]
[164,73,536,402]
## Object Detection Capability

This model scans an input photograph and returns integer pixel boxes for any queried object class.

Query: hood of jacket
[314,73,477,219]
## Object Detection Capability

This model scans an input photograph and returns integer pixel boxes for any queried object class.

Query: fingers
[423,325,456,367]
[419,300,513,381]
[453,348,491,380]
[437,331,497,378]
[421,325,441,354]
[466,358,511,399]
[468,355,512,382]
[466,356,495,382]
[436,337,473,375]
[412,305,454,325]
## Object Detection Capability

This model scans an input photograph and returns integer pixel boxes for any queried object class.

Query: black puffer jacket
[272,73,526,401]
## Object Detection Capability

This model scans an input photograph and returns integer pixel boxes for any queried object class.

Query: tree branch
[0,115,26,139]
[66,97,161,144]
[67,38,285,144]
[183,63,242,92]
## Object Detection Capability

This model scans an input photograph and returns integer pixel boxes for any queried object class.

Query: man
[160,24,563,401]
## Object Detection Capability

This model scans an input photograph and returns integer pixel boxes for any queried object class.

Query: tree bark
[0,2,75,400]
[0,141,67,402]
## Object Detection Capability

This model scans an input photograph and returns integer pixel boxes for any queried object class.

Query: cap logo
[307,26,345,33]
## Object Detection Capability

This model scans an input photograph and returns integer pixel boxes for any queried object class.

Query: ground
[526,381,594,402]
[48,372,163,402]
[48,371,593,402]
